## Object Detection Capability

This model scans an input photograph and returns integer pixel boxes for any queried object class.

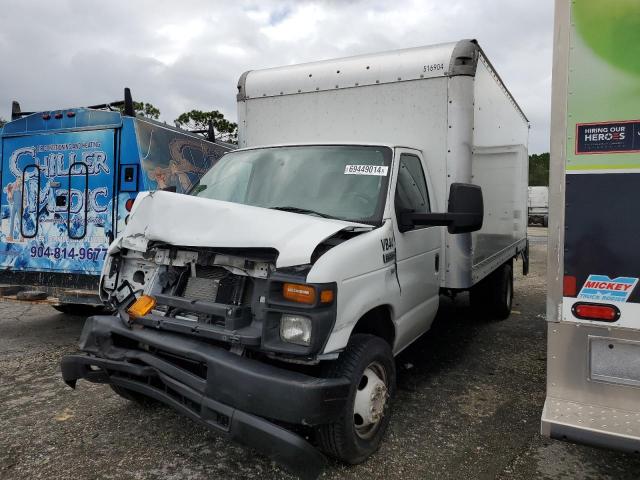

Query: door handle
[435,253,440,272]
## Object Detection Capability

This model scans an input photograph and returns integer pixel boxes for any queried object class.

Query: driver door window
[395,154,430,227]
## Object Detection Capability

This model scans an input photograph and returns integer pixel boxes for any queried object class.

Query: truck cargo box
[236,39,529,288]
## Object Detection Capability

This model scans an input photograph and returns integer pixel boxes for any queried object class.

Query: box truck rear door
[1,129,115,275]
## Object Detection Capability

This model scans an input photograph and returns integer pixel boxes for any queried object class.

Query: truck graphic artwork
[577,275,638,303]
[1,129,115,275]
[0,89,235,307]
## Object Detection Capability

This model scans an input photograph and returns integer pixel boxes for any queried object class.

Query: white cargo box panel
[237,40,529,288]
[528,186,549,209]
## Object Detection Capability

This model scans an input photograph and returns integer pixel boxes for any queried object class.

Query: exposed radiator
[181,266,240,304]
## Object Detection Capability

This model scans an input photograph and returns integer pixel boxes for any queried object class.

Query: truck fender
[349,305,396,349]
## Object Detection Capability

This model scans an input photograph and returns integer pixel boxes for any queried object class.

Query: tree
[174,110,238,143]
[529,152,549,186]
[117,101,160,119]
[0,117,6,128]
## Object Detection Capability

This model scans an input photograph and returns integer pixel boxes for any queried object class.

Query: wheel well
[351,305,395,348]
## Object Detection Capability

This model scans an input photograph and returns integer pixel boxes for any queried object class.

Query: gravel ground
[1,230,640,480]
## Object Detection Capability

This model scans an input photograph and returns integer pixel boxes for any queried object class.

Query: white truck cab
[62,40,529,479]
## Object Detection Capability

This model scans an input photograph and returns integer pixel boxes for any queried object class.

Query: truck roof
[237,39,527,123]
[1,107,123,137]
[0,107,236,149]
[230,142,399,153]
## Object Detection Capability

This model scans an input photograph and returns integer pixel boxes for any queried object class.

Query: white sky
[0,0,553,153]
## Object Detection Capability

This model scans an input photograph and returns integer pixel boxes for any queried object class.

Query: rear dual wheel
[470,261,514,320]
[316,334,396,464]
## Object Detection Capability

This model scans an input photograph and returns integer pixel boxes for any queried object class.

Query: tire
[110,384,159,407]
[316,334,396,464]
[470,261,513,320]
[53,304,110,316]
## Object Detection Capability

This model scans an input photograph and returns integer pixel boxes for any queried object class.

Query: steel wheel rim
[353,360,388,440]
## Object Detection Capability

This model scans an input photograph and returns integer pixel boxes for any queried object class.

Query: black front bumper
[61,315,350,479]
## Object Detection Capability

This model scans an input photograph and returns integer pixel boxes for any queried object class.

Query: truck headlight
[280,314,312,346]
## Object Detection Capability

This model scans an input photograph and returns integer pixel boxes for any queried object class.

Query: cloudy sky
[0,0,553,152]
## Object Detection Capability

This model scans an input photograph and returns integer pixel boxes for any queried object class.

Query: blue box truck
[0,88,234,313]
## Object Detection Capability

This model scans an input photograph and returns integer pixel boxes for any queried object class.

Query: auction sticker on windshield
[344,165,388,176]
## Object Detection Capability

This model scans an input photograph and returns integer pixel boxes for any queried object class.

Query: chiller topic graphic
[0,130,114,275]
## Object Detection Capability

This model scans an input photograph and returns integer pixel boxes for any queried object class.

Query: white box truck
[541,0,640,452]
[528,186,549,226]
[61,40,529,478]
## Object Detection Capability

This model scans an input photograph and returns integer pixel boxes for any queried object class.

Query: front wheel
[316,334,396,464]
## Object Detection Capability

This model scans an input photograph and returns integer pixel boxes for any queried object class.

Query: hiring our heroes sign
[576,120,640,154]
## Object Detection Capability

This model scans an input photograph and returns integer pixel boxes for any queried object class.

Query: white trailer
[542,0,640,452]
[528,186,549,226]
[62,40,529,478]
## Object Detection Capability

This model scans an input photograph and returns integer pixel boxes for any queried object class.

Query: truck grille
[181,266,242,305]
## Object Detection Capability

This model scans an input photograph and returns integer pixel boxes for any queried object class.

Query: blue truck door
[1,129,116,275]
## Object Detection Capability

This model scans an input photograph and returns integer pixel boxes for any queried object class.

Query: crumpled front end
[61,189,375,477]
[61,314,350,479]
[99,242,340,358]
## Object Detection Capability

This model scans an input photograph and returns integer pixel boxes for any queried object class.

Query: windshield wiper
[269,206,335,219]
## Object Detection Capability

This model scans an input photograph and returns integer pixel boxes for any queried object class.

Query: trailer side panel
[542,0,640,451]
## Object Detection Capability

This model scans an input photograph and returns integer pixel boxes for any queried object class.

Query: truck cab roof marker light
[66,111,76,118]
[54,112,63,119]
[571,302,620,322]
[42,113,51,120]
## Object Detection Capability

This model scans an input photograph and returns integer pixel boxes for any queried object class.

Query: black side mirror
[446,183,483,233]
[399,182,483,234]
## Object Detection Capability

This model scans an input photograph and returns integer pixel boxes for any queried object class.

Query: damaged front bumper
[61,315,350,479]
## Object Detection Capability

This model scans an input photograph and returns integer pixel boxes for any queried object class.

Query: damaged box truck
[61,40,529,478]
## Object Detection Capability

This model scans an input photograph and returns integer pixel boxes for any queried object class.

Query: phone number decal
[30,246,108,261]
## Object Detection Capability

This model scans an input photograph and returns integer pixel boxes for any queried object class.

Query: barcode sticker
[344,165,389,176]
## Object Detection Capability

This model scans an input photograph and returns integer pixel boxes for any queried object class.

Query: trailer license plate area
[590,337,640,388]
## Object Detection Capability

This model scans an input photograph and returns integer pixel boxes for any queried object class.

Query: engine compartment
[99,244,337,361]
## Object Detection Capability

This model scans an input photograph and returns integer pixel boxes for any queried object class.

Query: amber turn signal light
[320,289,334,304]
[283,283,316,304]
[127,295,156,318]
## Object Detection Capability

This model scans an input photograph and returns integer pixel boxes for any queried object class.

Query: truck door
[391,149,441,349]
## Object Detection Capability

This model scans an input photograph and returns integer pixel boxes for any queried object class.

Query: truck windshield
[191,145,393,225]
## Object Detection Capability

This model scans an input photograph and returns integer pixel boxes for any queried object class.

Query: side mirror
[398,182,483,234]
[446,183,483,233]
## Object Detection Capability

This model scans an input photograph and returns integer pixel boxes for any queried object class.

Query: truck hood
[115,191,373,268]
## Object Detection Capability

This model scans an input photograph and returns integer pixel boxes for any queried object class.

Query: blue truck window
[135,120,225,194]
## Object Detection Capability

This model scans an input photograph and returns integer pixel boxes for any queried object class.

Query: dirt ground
[1,228,640,480]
